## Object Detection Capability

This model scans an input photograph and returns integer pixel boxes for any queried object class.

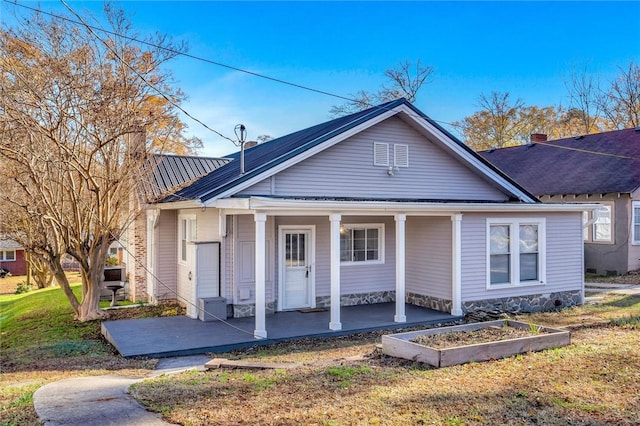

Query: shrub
[14,281,32,294]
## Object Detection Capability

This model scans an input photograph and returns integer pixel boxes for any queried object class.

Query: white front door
[279,227,314,310]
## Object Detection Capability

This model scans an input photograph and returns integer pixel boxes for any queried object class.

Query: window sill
[487,281,545,290]
[341,260,385,267]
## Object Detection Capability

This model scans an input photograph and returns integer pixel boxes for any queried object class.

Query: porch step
[204,358,302,370]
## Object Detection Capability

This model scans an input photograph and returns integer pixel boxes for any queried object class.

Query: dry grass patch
[132,325,640,426]
[132,295,640,426]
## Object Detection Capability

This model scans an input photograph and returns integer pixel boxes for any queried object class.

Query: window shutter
[394,144,409,167]
[373,142,389,166]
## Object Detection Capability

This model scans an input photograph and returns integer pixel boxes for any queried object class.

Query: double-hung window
[592,205,613,243]
[178,215,196,263]
[340,224,384,264]
[487,218,545,288]
[0,250,15,261]
[633,201,640,245]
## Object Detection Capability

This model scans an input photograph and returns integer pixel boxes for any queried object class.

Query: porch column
[254,212,267,339]
[329,213,342,331]
[394,213,407,322]
[451,214,463,316]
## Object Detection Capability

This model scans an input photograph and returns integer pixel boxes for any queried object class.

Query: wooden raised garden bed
[382,320,570,368]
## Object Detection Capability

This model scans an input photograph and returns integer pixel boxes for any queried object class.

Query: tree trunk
[50,260,81,315]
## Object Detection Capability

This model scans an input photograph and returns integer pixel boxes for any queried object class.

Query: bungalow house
[129,99,593,339]
[0,237,27,276]
[480,129,640,276]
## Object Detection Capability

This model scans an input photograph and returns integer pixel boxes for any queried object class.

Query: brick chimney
[530,133,548,143]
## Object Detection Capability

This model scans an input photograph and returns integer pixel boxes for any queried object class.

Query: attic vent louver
[373,142,389,166]
[394,144,409,167]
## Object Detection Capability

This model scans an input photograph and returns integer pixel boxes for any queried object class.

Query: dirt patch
[410,324,548,349]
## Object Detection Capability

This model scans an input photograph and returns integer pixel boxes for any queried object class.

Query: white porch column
[329,213,342,331]
[451,214,463,316]
[254,212,267,339]
[394,213,407,322]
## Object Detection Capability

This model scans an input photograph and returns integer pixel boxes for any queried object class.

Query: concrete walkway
[34,355,210,426]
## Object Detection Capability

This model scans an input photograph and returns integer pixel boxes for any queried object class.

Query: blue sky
[2,1,639,157]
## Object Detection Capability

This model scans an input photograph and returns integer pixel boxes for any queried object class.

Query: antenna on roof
[235,124,247,175]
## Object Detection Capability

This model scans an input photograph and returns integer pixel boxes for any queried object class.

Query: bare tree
[565,66,604,134]
[0,5,195,320]
[330,60,434,116]
[599,62,640,129]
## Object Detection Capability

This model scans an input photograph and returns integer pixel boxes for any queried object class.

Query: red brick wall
[0,249,27,276]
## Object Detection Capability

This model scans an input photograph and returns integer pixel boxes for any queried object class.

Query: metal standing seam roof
[160,98,538,204]
[144,154,231,200]
[479,128,640,196]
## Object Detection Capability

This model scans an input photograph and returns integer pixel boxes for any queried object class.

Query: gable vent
[394,144,409,167]
[373,142,389,166]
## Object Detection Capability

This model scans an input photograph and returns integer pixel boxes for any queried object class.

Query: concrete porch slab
[101,303,460,358]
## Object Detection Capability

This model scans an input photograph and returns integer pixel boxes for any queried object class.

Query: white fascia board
[246,197,600,215]
[152,200,203,210]
[393,104,536,203]
[204,108,401,204]
[212,198,251,210]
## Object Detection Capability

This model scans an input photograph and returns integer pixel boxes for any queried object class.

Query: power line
[4,0,464,134]
[59,0,237,144]
[5,1,637,163]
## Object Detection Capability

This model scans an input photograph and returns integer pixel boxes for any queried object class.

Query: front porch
[101,302,460,358]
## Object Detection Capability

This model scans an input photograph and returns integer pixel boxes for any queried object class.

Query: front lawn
[132,295,640,426]
[0,285,179,426]
[1,285,638,426]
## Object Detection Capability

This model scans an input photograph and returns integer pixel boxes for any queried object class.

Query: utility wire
[54,0,235,144]
[4,0,464,133]
[5,2,637,163]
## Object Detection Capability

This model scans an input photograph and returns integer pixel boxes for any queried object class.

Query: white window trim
[340,223,385,266]
[178,214,196,265]
[592,204,613,244]
[486,218,546,289]
[0,250,16,262]
[632,201,640,245]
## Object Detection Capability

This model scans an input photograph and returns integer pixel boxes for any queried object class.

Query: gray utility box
[198,297,227,322]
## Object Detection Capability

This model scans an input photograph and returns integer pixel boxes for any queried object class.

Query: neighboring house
[0,237,27,276]
[129,99,593,339]
[480,129,640,276]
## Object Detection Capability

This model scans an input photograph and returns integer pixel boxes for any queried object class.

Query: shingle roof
[0,238,22,250]
[479,128,640,196]
[160,98,536,204]
[144,154,230,200]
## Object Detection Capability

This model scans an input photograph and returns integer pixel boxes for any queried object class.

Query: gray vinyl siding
[276,216,396,297]
[543,194,632,275]
[460,212,583,302]
[405,217,452,300]
[237,116,509,201]
[155,210,177,301]
[234,214,275,304]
